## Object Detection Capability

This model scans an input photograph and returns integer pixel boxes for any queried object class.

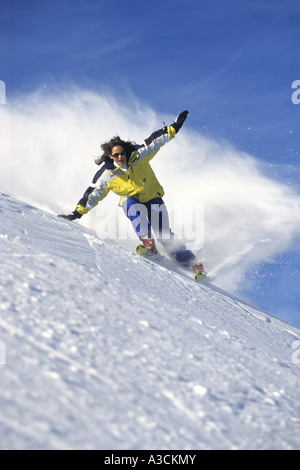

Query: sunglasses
[111,150,126,158]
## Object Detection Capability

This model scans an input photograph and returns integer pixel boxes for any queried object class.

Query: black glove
[172,110,189,133]
[58,210,82,221]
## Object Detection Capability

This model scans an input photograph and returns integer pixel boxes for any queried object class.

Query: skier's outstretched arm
[58,167,105,220]
[136,110,189,160]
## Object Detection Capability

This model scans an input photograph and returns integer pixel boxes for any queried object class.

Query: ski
[136,244,207,283]
[194,271,207,283]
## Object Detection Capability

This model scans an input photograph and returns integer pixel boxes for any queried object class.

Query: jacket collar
[105,159,128,172]
[105,159,115,170]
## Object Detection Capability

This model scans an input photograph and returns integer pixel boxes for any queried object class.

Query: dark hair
[95,135,136,165]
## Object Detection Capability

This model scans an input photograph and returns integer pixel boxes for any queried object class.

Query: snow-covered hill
[0,192,299,450]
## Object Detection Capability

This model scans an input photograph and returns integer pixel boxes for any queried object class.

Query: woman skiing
[59,110,204,275]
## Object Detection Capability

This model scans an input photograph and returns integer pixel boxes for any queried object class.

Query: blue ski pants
[123,196,196,266]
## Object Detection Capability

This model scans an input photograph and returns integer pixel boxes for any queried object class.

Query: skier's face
[110,145,126,167]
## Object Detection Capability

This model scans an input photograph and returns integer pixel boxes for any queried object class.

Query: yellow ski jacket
[76,124,176,215]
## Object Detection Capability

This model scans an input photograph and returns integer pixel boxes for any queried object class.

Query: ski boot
[191,261,206,282]
[136,237,159,258]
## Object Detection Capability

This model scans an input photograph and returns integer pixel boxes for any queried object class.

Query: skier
[59,110,204,275]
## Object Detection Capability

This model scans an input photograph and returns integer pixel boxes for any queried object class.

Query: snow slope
[0,192,299,450]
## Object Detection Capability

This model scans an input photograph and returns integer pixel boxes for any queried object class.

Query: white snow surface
[0,192,299,450]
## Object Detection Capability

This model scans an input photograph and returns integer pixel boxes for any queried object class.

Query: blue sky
[1,0,300,326]
[1,0,299,168]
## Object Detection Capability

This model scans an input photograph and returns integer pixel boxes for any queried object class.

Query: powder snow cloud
[1,86,300,293]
